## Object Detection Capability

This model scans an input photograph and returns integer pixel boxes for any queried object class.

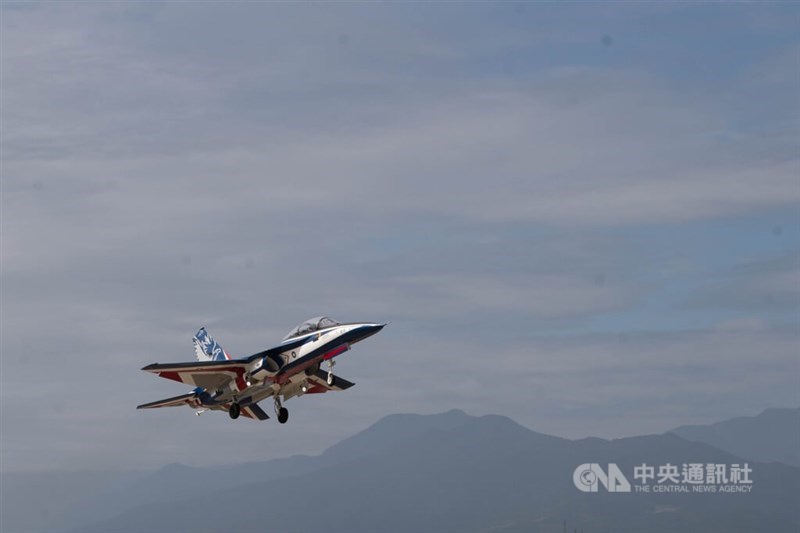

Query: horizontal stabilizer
[137,392,198,409]
[241,403,270,421]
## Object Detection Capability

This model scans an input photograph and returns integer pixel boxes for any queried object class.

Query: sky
[1,2,798,472]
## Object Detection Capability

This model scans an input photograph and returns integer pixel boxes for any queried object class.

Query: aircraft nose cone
[358,323,385,340]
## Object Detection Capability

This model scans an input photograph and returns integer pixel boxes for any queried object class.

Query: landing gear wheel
[229,403,241,420]
[277,407,289,424]
[325,359,336,387]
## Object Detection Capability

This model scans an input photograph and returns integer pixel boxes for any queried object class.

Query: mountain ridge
[67,409,799,533]
[4,408,798,533]
[669,406,800,467]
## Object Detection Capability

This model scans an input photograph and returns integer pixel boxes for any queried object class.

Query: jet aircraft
[137,317,384,423]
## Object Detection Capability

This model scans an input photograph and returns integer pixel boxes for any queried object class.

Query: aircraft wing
[141,336,311,390]
[141,360,249,391]
[306,370,355,393]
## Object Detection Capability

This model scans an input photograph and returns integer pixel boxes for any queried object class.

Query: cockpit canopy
[283,316,341,341]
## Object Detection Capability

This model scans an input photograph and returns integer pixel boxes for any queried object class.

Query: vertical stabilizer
[193,327,231,361]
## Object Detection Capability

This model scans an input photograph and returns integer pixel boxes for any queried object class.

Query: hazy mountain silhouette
[669,407,800,467]
[56,410,481,530]
[0,470,144,533]
[59,409,798,533]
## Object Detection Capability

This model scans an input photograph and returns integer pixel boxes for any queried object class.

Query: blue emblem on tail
[193,327,230,361]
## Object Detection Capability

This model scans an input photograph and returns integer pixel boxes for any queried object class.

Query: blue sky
[2,2,798,471]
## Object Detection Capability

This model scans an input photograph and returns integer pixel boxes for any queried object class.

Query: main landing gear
[229,396,288,424]
[274,397,289,424]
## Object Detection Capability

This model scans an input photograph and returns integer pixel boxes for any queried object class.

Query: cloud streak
[2,2,798,471]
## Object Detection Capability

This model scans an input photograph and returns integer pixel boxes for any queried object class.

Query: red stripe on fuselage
[323,344,348,360]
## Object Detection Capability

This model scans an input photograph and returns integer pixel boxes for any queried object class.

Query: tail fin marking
[193,327,231,362]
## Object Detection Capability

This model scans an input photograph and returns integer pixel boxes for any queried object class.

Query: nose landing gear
[326,359,336,387]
